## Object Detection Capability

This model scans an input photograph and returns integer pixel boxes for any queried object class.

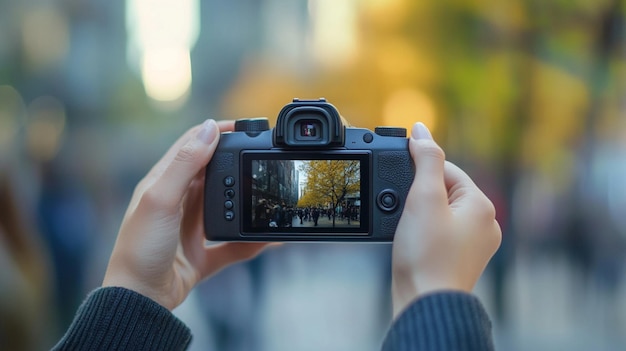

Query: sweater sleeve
[51,287,192,351]
[382,291,494,351]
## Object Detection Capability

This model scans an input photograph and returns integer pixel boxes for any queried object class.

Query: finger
[491,219,503,251]
[180,172,205,237]
[147,120,233,183]
[126,124,203,215]
[135,126,198,195]
[133,120,232,207]
[444,162,497,222]
[443,161,479,202]
[148,119,220,209]
[217,120,235,133]
[405,123,448,212]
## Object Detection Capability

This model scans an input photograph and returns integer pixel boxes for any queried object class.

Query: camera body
[204,98,415,242]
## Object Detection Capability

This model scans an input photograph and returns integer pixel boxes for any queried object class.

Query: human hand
[391,122,502,319]
[103,120,271,311]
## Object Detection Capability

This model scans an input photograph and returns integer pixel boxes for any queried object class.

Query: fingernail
[197,119,218,144]
[411,122,433,140]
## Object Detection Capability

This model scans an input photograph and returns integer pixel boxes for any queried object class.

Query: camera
[204,98,415,242]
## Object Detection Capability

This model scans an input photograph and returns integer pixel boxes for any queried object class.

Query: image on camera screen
[244,156,368,234]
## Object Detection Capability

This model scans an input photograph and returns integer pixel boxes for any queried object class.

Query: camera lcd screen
[241,151,370,235]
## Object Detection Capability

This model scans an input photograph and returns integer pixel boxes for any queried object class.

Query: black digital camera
[204,98,415,242]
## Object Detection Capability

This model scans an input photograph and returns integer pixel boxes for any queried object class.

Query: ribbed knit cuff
[382,291,494,351]
[52,287,191,351]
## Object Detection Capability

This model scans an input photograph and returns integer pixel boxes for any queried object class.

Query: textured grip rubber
[378,151,413,191]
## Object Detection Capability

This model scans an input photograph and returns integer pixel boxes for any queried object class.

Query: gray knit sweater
[52,288,493,350]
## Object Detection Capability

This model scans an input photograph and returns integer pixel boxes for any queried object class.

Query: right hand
[391,122,502,319]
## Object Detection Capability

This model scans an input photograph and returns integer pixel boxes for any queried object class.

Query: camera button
[224,200,234,210]
[377,189,399,212]
[223,176,235,187]
[363,133,374,143]
[224,211,235,221]
[224,189,235,198]
[382,194,395,207]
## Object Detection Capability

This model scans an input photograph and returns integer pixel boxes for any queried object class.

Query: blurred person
[191,259,261,351]
[561,184,625,329]
[0,172,55,350]
[269,204,282,228]
[467,164,512,324]
[254,199,269,227]
[37,161,98,328]
[312,206,320,226]
[52,120,500,350]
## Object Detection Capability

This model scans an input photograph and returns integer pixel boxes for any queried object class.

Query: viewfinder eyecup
[274,98,345,148]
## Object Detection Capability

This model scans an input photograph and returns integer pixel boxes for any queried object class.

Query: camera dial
[235,118,270,133]
[374,127,407,138]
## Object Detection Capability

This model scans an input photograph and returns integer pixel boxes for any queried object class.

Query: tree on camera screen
[251,159,361,229]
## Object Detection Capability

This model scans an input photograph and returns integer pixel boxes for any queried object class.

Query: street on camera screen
[245,157,366,233]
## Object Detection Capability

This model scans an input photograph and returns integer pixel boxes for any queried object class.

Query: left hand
[103,119,271,310]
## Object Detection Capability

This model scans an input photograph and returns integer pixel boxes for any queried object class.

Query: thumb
[405,123,447,212]
[153,119,220,208]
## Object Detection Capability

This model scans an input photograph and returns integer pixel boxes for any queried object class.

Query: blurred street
[177,246,626,351]
[480,254,626,351]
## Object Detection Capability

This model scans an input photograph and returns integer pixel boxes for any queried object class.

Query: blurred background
[1,0,625,350]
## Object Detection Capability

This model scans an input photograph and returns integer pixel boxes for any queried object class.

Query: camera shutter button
[375,127,407,138]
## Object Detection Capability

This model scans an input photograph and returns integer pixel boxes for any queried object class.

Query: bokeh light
[126,0,200,104]
[382,88,436,133]
[141,47,192,102]
[308,0,358,68]
[21,6,69,71]
[26,96,66,162]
